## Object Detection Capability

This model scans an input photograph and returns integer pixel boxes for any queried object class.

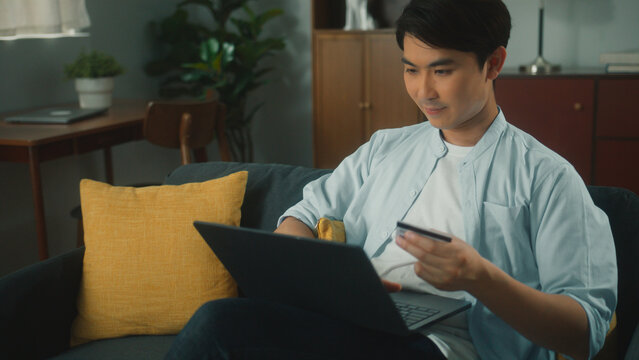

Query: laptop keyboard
[395,302,440,327]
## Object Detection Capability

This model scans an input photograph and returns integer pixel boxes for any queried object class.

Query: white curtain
[0,0,90,37]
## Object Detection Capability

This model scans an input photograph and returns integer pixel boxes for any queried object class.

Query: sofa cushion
[0,248,85,359]
[70,172,247,345]
[164,162,332,231]
[50,335,175,360]
[587,186,639,357]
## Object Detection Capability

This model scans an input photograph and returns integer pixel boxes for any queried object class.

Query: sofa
[0,161,638,360]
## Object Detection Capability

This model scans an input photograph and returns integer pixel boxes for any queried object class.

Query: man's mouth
[423,106,446,116]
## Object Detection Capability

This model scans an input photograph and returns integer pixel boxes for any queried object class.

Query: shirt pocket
[482,202,538,284]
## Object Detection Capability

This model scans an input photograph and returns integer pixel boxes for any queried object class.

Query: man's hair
[395,0,512,70]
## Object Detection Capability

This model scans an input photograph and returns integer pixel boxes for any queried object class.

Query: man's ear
[486,46,507,80]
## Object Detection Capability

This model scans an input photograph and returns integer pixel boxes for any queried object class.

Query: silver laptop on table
[4,107,107,124]
[194,221,471,336]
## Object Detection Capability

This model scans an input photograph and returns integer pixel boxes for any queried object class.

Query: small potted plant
[64,50,125,109]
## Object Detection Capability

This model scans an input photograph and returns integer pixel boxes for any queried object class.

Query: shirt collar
[424,108,507,162]
[467,108,507,164]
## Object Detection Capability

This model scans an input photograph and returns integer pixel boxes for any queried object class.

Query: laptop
[4,107,107,124]
[194,221,471,336]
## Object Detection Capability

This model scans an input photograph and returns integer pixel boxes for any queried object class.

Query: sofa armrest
[0,247,84,359]
[624,323,639,360]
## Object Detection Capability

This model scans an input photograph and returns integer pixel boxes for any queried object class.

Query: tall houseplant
[145,0,285,162]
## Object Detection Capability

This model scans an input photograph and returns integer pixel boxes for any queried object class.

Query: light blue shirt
[279,111,617,359]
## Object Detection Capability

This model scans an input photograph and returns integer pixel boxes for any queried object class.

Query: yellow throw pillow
[70,171,248,346]
[316,217,346,243]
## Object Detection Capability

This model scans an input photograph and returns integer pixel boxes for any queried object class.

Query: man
[166,1,616,359]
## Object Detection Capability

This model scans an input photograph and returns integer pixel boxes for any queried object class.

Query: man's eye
[435,69,452,75]
[404,68,417,75]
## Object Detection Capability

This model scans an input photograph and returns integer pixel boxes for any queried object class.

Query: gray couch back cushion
[164,162,332,231]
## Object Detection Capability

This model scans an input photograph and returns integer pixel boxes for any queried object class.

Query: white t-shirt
[371,139,478,360]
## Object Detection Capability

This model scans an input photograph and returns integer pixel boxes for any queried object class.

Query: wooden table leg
[104,146,113,184]
[28,146,49,260]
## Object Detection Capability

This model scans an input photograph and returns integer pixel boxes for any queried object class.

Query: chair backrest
[143,100,231,164]
[587,185,639,359]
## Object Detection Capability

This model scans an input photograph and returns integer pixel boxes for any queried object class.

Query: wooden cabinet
[496,71,639,195]
[495,78,595,182]
[312,1,419,169]
[368,35,420,134]
[313,33,366,169]
[595,79,639,193]
[313,32,418,168]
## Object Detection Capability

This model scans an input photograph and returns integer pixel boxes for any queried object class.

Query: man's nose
[417,74,438,100]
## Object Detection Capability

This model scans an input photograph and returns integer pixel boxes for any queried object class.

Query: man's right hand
[274,216,315,238]
[381,279,402,293]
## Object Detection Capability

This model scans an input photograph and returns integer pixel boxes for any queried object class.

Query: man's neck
[441,98,499,147]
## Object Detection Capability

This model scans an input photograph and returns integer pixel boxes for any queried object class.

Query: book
[605,64,639,73]
[600,49,639,65]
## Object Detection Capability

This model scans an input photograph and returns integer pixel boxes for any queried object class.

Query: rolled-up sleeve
[277,131,386,230]
[531,165,617,358]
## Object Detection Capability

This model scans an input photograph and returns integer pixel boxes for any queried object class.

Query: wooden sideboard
[496,70,639,195]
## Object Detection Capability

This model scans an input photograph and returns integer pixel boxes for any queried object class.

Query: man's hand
[395,230,488,293]
[381,279,402,293]
[397,228,589,359]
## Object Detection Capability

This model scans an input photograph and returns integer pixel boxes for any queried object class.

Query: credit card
[396,221,452,242]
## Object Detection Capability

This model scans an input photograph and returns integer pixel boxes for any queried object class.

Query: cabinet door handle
[358,102,371,110]
[573,102,583,111]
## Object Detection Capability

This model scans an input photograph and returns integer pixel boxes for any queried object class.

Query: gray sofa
[1,161,638,359]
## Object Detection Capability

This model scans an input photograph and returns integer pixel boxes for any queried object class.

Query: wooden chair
[73,99,231,246]
[144,100,231,164]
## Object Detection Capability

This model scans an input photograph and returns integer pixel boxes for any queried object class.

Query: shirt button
[383,231,389,238]
[410,190,417,196]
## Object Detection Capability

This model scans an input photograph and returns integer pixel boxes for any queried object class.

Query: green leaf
[182,62,209,71]
[230,18,253,39]
[221,42,235,65]
[181,71,203,82]
[244,102,264,125]
[242,3,255,19]
[256,8,283,29]
[232,72,254,97]
[200,38,220,63]
[178,0,215,14]
[254,67,274,79]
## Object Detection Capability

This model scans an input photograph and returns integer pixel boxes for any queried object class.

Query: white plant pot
[75,78,115,109]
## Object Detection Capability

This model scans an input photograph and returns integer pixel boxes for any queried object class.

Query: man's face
[402,35,495,136]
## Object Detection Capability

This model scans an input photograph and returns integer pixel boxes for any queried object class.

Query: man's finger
[381,279,402,293]
[396,233,434,259]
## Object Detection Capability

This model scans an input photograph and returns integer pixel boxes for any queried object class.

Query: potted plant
[145,0,285,162]
[64,50,125,109]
